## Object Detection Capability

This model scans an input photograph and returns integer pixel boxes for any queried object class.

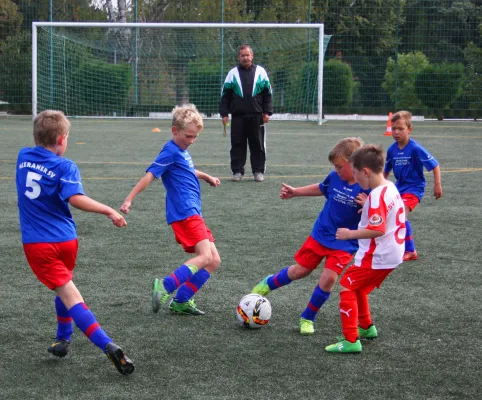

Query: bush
[187,60,222,116]
[0,31,31,106]
[415,62,465,120]
[71,61,132,115]
[296,59,353,114]
[382,51,429,110]
[36,35,95,114]
[323,59,354,108]
[462,42,482,119]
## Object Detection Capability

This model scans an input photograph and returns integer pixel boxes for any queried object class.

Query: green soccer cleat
[105,342,135,375]
[168,299,205,315]
[47,339,70,358]
[358,325,378,340]
[299,318,315,335]
[152,278,169,313]
[251,275,273,296]
[325,339,362,353]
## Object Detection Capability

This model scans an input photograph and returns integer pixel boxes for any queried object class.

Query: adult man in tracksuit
[220,45,273,182]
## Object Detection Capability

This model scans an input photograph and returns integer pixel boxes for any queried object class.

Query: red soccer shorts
[401,193,420,211]
[340,265,393,293]
[171,215,215,254]
[23,239,78,290]
[294,235,353,274]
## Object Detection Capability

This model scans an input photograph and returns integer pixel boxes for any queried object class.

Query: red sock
[356,291,373,330]
[340,290,358,343]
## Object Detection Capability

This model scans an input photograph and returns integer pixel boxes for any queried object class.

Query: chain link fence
[1,0,481,119]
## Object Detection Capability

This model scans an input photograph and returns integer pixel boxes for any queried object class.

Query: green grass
[0,117,481,399]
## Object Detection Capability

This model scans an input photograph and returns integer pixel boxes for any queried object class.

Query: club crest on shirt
[369,214,383,226]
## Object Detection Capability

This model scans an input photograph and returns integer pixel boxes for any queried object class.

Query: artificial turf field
[0,116,481,399]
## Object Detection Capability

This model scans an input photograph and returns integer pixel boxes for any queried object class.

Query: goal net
[33,22,327,123]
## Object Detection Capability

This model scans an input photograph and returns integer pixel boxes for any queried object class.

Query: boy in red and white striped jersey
[326,144,406,353]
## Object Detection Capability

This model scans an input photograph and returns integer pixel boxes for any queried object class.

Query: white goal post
[33,22,326,124]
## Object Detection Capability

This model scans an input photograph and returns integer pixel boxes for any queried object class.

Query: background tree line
[1,0,481,118]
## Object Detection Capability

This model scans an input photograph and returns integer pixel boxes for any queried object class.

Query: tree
[13,0,107,27]
[312,0,401,108]
[415,62,465,120]
[104,0,128,22]
[0,0,23,41]
[400,0,482,60]
[0,30,31,106]
[382,51,430,110]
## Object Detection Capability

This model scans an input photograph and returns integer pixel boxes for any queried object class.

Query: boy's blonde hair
[33,110,71,146]
[172,104,203,131]
[391,110,412,129]
[328,137,364,163]
[350,144,385,174]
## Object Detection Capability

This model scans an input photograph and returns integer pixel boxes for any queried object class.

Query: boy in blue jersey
[251,138,369,335]
[384,111,442,261]
[16,110,134,375]
[120,104,221,316]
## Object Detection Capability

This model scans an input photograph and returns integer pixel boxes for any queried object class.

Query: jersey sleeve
[415,145,439,172]
[320,173,332,197]
[147,151,174,179]
[366,189,388,233]
[59,161,84,201]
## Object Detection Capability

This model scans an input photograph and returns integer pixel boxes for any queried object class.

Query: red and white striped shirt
[354,181,406,269]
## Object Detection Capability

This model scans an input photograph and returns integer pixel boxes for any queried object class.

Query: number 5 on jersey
[25,171,42,199]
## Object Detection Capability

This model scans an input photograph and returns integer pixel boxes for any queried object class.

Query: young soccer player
[251,138,369,335]
[16,110,134,375]
[325,144,405,353]
[120,104,221,315]
[384,111,442,261]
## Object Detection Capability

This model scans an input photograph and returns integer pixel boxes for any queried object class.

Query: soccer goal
[32,22,327,124]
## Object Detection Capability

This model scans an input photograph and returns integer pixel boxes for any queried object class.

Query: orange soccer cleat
[403,250,418,261]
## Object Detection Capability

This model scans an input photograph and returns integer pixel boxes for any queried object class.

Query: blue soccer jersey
[384,138,439,200]
[311,171,370,254]
[16,146,84,244]
[147,140,202,224]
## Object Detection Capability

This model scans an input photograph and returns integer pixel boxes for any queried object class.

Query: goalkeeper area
[33,22,328,123]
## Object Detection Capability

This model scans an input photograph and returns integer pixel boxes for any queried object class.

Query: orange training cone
[384,112,393,136]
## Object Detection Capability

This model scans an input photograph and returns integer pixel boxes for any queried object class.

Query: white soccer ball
[236,293,272,329]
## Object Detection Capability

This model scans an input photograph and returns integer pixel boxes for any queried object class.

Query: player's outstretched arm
[69,195,127,227]
[432,165,442,199]
[336,227,384,240]
[195,170,221,187]
[120,172,156,214]
[280,183,322,199]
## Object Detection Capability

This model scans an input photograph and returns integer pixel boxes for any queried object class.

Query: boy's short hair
[350,144,385,174]
[34,110,71,146]
[172,104,203,131]
[328,137,364,163]
[391,110,412,129]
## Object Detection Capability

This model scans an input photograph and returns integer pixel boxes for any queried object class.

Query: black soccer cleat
[47,339,71,358]
[105,342,135,375]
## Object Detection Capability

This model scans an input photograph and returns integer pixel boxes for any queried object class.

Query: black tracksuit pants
[230,114,266,175]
